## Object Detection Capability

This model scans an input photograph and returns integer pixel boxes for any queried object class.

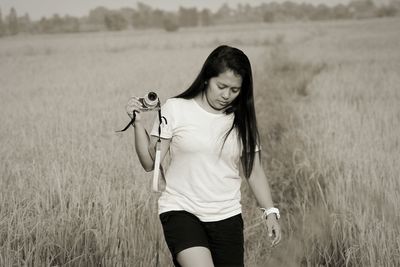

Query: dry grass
[0,18,399,266]
[260,17,400,266]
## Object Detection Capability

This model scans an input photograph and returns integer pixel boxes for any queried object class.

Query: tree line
[0,0,399,37]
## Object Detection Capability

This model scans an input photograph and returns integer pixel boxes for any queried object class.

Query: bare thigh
[176,246,214,267]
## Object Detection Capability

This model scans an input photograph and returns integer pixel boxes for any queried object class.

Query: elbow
[141,161,154,172]
[144,166,154,172]
[138,157,154,172]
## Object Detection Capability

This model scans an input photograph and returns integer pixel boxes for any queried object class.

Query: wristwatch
[260,207,280,220]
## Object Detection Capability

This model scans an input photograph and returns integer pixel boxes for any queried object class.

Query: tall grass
[255,18,400,266]
[0,23,288,266]
[1,18,399,266]
[293,57,400,266]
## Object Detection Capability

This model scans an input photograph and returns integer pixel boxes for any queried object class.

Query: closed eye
[217,82,240,92]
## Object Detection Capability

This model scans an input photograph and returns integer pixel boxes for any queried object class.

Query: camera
[138,92,159,111]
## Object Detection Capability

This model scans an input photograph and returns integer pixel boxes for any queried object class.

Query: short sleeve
[150,99,175,139]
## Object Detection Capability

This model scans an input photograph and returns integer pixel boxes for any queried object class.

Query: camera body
[138,92,159,111]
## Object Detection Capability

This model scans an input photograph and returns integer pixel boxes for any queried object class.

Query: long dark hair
[175,45,260,178]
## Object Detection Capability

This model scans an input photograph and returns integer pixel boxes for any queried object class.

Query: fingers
[126,108,139,119]
[126,97,141,110]
[268,225,273,238]
[126,97,142,117]
[271,227,282,247]
[267,221,282,247]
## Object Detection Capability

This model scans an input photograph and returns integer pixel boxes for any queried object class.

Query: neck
[199,93,225,114]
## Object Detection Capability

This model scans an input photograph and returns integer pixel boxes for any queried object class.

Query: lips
[218,100,229,106]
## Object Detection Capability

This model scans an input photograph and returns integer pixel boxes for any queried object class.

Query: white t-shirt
[150,97,243,222]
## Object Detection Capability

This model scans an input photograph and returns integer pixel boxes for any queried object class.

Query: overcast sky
[1,0,353,20]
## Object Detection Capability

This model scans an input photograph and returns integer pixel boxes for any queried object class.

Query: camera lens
[148,92,157,101]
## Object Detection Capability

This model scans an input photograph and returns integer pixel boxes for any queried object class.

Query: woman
[126,45,281,267]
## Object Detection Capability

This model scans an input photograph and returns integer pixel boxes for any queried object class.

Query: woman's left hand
[266,215,281,247]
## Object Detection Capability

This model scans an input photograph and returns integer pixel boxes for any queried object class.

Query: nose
[222,89,230,100]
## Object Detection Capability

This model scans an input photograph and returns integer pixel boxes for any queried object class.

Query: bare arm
[126,97,171,172]
[243,152,282,246]
[246,152,274,210]
[133,121,171,172]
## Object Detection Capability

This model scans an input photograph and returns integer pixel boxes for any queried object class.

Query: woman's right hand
[126,96,143,121]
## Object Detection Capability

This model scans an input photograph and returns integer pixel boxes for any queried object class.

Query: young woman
[126,45,281,267]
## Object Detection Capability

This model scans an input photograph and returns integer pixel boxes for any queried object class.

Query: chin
[217,103,228,109]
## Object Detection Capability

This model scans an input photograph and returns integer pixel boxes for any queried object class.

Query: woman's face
[205,69,242,111]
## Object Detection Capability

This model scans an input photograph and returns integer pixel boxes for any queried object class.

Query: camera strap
[152,104,167,192]
[116,101,167,192]
[116,110,138,132]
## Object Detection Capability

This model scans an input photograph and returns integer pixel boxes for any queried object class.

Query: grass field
[1,17,399,266]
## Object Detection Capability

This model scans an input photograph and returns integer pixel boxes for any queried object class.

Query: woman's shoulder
[161,98,193,116]
[165,97,192,106]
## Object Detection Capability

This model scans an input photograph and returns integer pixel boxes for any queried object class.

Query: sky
[0,0,353,20]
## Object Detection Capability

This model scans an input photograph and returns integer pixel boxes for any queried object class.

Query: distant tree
[389,0,400,11]
[238,3,260,23]
[215,3,232,21]
[297,3,315,20]
[0,8,5,37]
[263,10,275,22]
[310,4,332,20]
[8,7,19,35]
[119,7,135,26]
[179,7,198,27]
[163,14,179,32]
[132,2,152,28]
[200,8,212,26]
[349,0,376,18]
[36,14,62,33]
[281,1,300,19]
[18,13,32,33]
[38,17,51,33]
[332,4,352,19]
[51,14,63,32]
[387,0,400,15]
[234,3,245,22]
[88,6,108,25]
[104,12,127,31]
[236,3,244,17]
[375,5,397,17]
[62,15,80,32]
[151,9,165,28]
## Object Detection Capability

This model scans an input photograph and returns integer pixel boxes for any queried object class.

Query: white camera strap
[116,96,166,192]
[151,102,167,192]
[152,141,162,192]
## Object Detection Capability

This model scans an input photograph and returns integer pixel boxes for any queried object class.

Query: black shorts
[159,210,244,267]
